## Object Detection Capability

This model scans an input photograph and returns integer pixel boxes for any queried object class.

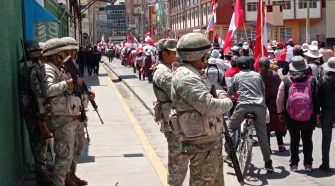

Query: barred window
[273,0,291,9]
[279,27,292,41]
[298,0,318,9]
[247,2,257,12]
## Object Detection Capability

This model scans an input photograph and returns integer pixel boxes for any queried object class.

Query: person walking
[77,47,85,76]
[171,33,233,185]
[276,56,319,172]
[92,46,102,75]
[318,57,335,172]
[259,57,287,153]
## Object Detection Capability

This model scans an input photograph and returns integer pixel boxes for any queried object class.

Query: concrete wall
[0,0,31,185]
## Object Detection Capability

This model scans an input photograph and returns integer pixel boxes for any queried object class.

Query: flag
[223,0,244,54]
[215,33,223,46]
[254,0,268,71]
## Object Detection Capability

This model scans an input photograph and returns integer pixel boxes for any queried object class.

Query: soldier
[19,40,52,185]
[42,38,84,186]
[61,37,94,185]
[170,33,233,185]
[153,39,189,186]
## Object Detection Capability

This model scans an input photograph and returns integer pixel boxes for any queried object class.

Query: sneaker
[304,164,312,172]
[290,165,298,172]
[265,160,274,173]
[319,163,330,172]
[278,145,286,152]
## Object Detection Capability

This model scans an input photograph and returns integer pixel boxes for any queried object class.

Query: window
[298,0,318,9]
[279,27,292,41]
[273,0,291,9]
[236,29,256,42]
[247,2,257,11]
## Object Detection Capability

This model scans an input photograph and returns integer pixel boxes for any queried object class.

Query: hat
[210,49,221,58]
[231,46,239,51]
[323,57,335,72]
[242,42,249,50]
[267,45,274,52]
[61,37,79,50]
[289,56,309,71]
[271,40,277,47]
[293,45,303,52]
[304,45,322,58]
[311,40,318,47]
[43,38,67,57]
[302,43,309,52]
[225,51,233,57]
[155,39,167,51]
[163,39,177,52]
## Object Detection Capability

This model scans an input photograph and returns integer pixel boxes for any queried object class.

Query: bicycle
[235,112,256,178]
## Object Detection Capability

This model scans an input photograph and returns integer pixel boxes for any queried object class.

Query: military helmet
[43,38,67,57]
[155,39,167,51]
[61,37,79,51]
[176,33,212,62]
[24,40,42,59]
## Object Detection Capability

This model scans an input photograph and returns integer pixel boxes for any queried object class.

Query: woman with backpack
[276,56,319,172]
[318,57,335,172]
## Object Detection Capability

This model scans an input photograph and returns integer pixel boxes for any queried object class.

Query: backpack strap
[283,76,291,109]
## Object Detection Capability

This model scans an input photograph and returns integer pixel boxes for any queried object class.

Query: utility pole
[93,3,96,44]
[306,0,310,43]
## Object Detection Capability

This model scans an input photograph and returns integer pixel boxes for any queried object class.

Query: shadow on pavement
[78,138,95,164]
[243,165,290,186]
[295,168,335,178]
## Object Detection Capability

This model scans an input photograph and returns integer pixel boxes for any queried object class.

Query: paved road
[103,56,335,186]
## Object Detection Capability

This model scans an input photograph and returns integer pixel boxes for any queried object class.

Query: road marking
[106,69,168,186]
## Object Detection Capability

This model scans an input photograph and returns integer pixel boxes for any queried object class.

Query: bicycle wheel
[237,129,253,178]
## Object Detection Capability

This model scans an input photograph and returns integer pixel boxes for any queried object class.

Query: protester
[319,42,334,63]
[304,45,323,78]
[259,57,287,153]
[276,56,319,172]
[318,57,335,172]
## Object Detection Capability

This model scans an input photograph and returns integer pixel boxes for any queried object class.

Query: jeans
[320,112,335,163]
[267,131,285,146]
[288,129,314,166]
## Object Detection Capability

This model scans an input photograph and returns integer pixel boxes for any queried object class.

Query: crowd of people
[151,32,335,185]
[76,46,102,76]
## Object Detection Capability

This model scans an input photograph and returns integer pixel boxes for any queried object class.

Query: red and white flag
[253,0,268,71]
[223,0,244,54]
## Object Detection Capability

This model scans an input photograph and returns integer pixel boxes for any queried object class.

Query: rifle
[63,57,92,141]
[20,39,52,139]
[211,85,244,185]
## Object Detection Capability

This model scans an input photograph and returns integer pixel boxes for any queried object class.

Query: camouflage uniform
[61,37,87,184]
[153,60,189,185]
[43,38,77,186]
[19,41,49,180]
[171,33,233,186]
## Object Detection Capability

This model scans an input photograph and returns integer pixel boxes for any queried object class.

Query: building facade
[107,3,127,42]
[170,0,335,46]
[125,0,148,41]
[88,1,108,44]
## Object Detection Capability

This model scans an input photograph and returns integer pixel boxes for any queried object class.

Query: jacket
[318,71,335,113]
[276,73,318,130]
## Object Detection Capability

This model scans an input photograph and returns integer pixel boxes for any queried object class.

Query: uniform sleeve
[44,68,68,97]
[176,76,233,116]
[228,75,237,96]
[155,71,173,100]
[276,81,285,113]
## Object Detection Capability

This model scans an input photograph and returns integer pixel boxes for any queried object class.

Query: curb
[103,62,154,116]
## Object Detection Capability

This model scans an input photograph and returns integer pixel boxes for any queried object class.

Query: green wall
[0,0,30,185]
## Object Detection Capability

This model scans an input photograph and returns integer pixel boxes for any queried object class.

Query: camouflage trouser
[183,141,224,186]
[71,121,86,173]
[48,116,76,186]
[164,131,189,186]
[23,109,48,175]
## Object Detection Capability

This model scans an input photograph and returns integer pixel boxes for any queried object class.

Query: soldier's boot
[70,166,88,185]
[65,173,77,186]
[36,172,52,185]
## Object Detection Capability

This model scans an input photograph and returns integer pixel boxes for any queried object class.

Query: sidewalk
[75,66,162,186]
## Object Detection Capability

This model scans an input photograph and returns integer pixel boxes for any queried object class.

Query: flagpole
[243,22,248,41]
[260,0,264,56]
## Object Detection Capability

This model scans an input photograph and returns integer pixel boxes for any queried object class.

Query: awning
[24,0,58,40]
[32,0,57,23]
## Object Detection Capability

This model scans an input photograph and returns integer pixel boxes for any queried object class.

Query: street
[75,56,335,186]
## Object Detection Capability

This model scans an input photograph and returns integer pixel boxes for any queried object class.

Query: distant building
[107,3,127,43]
[88,1,109,44]
[125,0,147,41]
